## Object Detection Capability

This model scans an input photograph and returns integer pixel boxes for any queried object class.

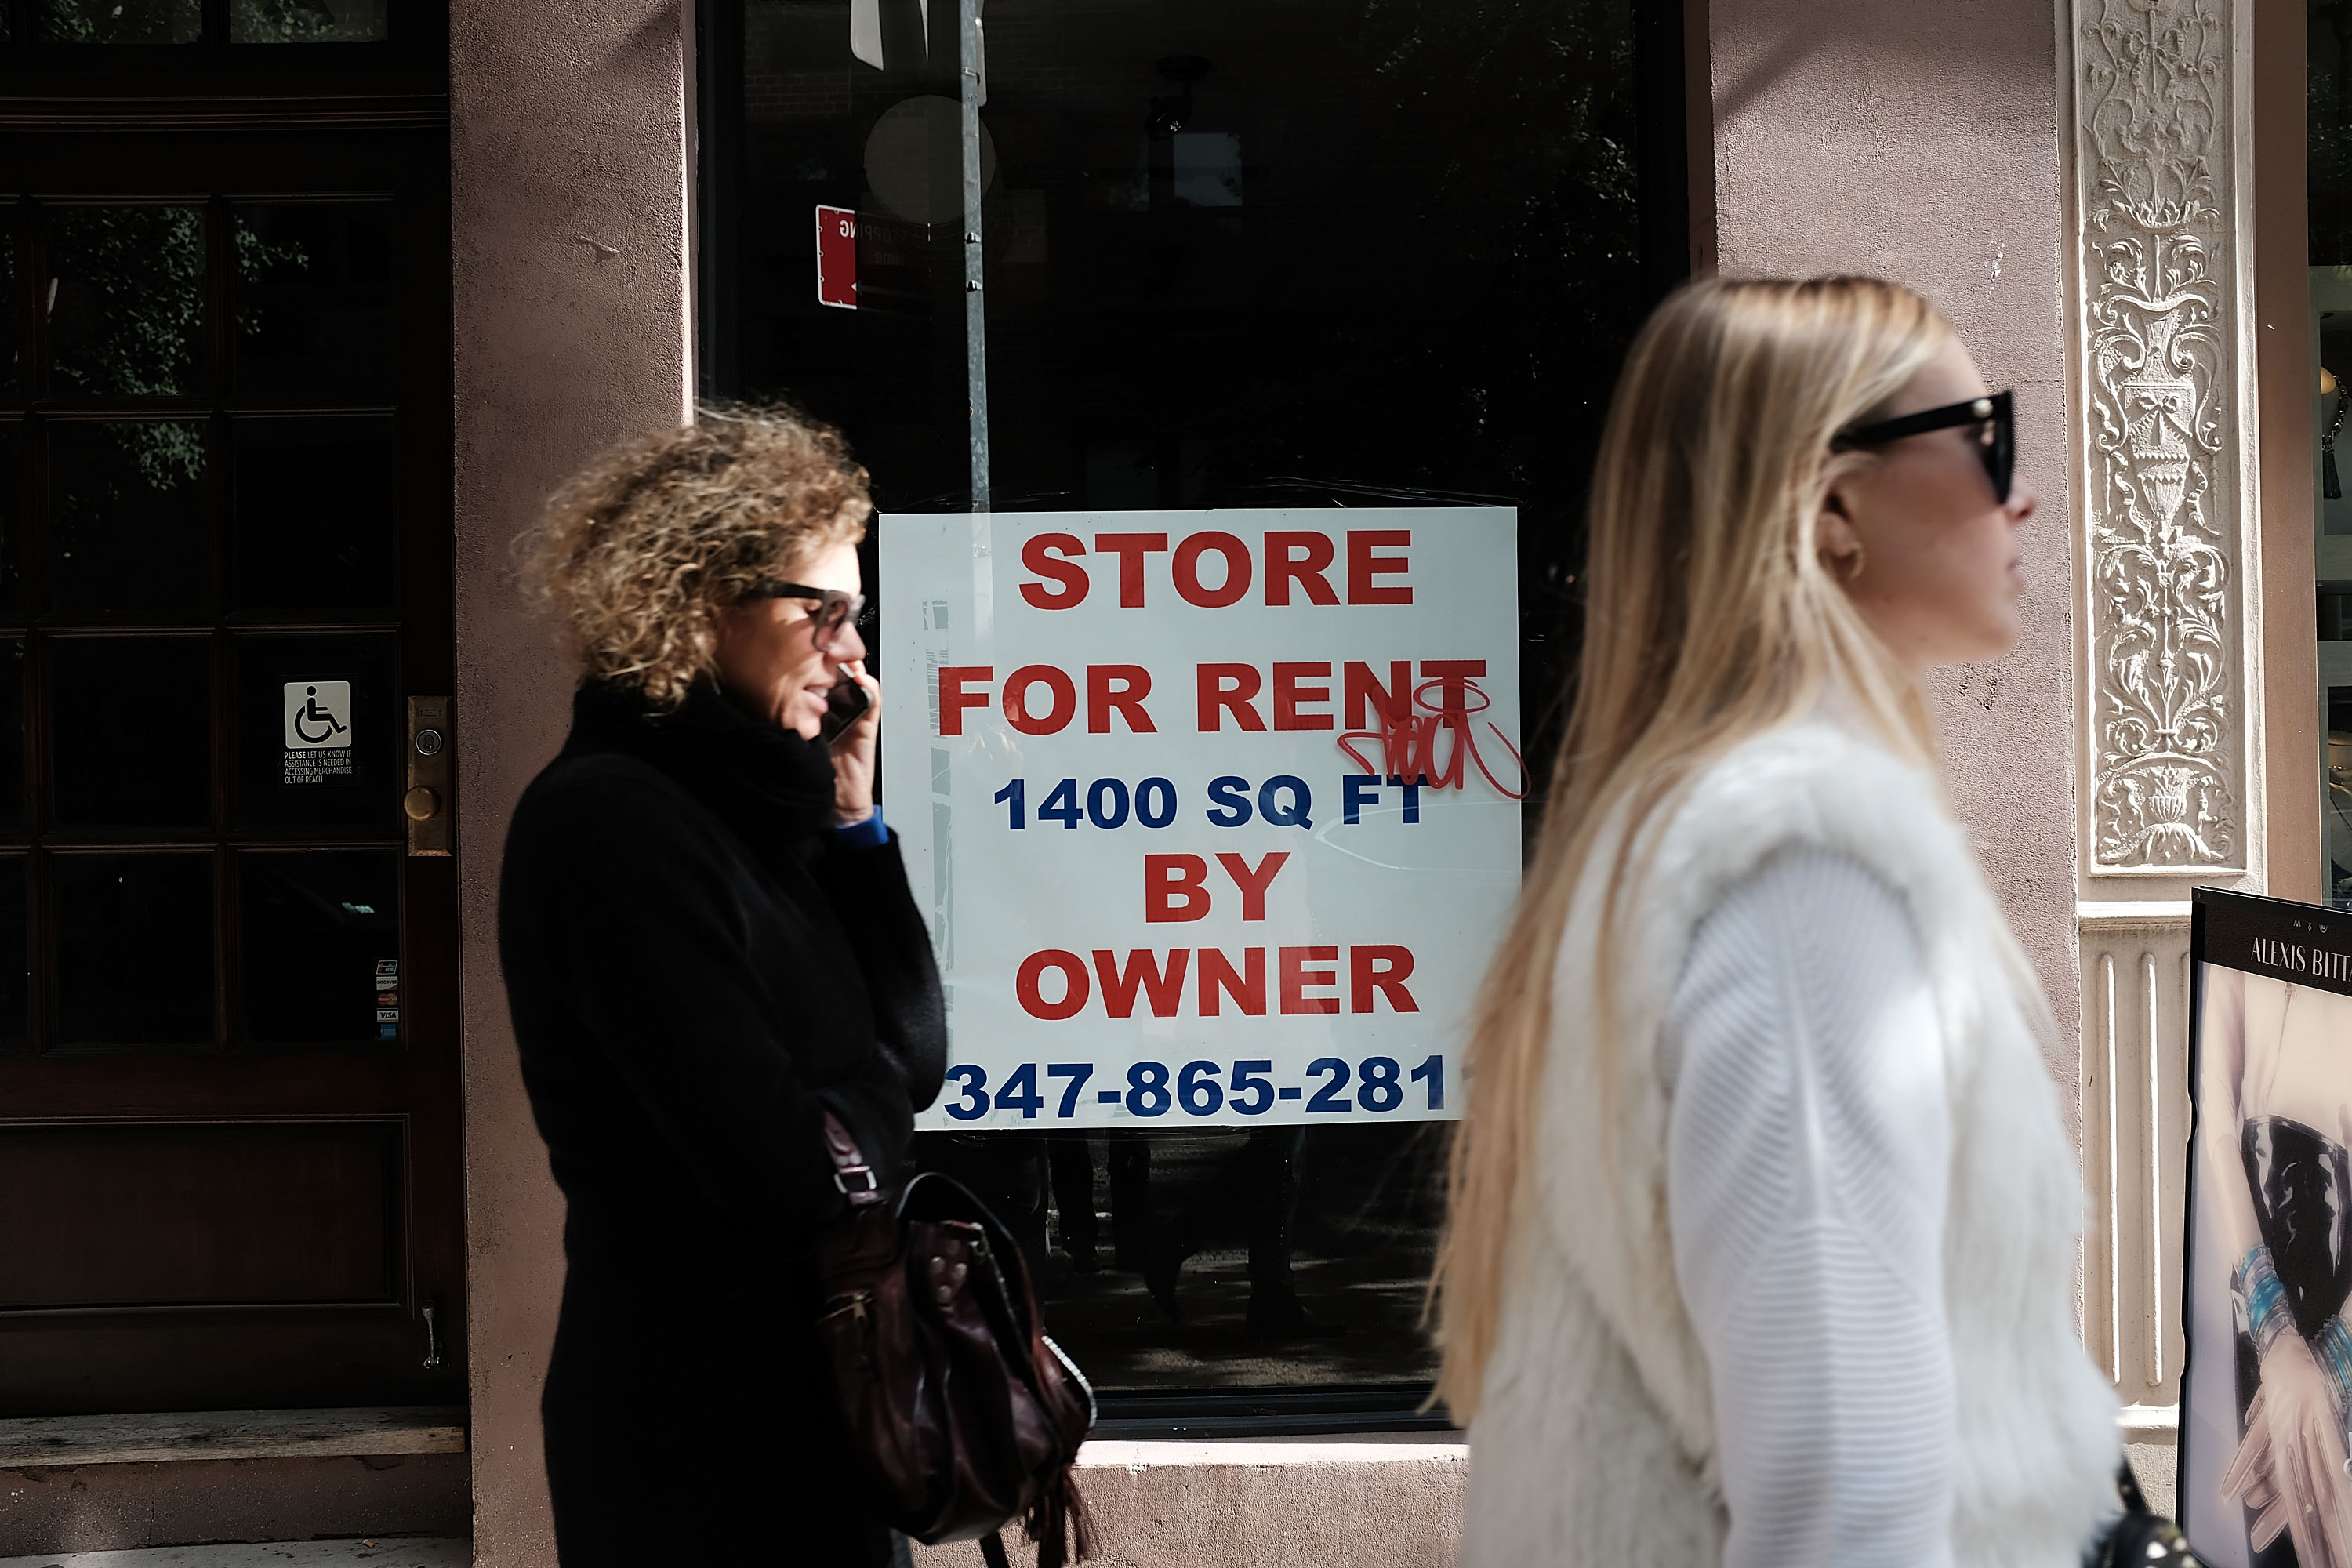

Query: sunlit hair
[518,402,872,707]
[1431,276,1959,1417]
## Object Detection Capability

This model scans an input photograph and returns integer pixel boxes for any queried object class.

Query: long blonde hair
[1432,277,1957,1416]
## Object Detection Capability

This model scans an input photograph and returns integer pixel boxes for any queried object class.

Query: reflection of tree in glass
[230,0,386,43]
[234,214,312,347]
[49,206,204,404]
[49,208,207,491]
[37,0,201,44]
[45,209,307,493]
[49,420,209,601]
[102,422,206,497]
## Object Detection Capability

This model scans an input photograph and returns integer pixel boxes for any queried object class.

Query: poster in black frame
[2183,886,2352,1567]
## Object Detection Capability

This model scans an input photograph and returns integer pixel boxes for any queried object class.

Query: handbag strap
[822,1111,887,1207]
[978,1532,1013,1568]
[2114,1459,2149,1517]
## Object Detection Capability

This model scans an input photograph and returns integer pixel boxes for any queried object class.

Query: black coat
[499,681,946,1568]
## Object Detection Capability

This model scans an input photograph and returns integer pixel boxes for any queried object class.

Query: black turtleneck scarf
[497,676,948,1566]
[568,677,837,848]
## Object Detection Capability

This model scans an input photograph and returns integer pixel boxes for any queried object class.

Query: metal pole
[959,0,989,512]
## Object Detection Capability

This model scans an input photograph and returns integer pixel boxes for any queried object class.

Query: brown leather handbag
[816,1115,1098,1568]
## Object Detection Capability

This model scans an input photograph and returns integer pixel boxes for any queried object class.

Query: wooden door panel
[0,111,459,1414]
[0,1121,398,1308]
[0,1311,456,1414]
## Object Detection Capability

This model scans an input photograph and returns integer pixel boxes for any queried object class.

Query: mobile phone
[819,672,873,744]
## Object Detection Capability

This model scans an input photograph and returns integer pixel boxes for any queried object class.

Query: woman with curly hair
[499,405,946,1568]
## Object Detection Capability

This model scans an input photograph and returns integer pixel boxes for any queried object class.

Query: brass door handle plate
[407,698,453,856]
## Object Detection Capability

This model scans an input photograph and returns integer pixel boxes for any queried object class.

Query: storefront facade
[0,0,2328,1561]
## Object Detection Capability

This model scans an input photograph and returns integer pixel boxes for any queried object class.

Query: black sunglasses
[741,579,870,652]
[1831,388,2015,505]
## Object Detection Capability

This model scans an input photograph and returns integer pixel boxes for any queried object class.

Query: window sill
[0,1407,465,1468]
[1078,1438,1465,1468]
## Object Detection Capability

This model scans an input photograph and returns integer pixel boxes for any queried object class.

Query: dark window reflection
[229,0,387,42]
[0,857,26,1051]
[234,633,396,830]
[240,849,397,1043]
[0,423,19,614]
[46,206,205,397]
[51,637,212,829]
[725,2,1640,523]
[233,203,396,405]
[54,851,214,1045]
[2317,9,2352,265]
[230,417,397,612]
[2332,687,2352,909]
[919,1124,1447,1390]
[47,421,211,618]
[1,207,18,399]
[38,0,201,42]
[0,641,26,832]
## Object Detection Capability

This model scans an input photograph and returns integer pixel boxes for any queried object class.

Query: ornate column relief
[2069,0,2256,1419]
[2073,0,2250,873]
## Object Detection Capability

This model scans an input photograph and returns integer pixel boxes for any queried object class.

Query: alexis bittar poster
[2184,887,2352,1568]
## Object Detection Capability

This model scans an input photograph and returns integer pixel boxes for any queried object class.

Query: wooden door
[0,2,460,1416]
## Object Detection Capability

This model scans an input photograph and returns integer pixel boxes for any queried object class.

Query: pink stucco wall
[1708,0,2083,1086]
[450,1,693,1563]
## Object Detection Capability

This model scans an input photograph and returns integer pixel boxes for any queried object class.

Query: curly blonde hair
[519,403,872,707]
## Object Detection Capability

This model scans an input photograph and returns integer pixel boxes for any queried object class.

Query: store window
[2320,2,2352,903]
[699,0,1684,1421]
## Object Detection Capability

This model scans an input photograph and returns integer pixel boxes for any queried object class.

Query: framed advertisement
[2183,887,2352,1567]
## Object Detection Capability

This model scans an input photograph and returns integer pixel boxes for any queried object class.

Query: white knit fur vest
[1461,716,2119,1568]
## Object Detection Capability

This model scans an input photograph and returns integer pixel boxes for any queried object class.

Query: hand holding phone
[824,665,880,829]
[820,670,874,745]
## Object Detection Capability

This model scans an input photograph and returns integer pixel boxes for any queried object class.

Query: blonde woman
[500,407,944,1567]
[1436,278,2125,1566]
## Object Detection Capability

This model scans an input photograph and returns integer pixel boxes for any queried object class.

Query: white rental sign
[884,509,1523,1130]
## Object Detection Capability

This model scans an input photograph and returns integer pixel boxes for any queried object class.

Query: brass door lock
[407,697,453,857]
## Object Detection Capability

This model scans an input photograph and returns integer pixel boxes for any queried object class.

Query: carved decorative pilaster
[2074,0,2246,871]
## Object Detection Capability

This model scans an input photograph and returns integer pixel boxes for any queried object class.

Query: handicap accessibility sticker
[284,681,356,785]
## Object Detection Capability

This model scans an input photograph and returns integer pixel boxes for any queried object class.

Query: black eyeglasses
[741,579,869,653]
[1831,388,2015,505]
